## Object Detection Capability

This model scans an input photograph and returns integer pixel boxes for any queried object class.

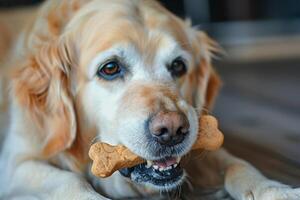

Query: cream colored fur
[0,1,299,200]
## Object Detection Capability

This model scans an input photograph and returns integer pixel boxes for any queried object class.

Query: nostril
[172,134,184,144]
[152,126,169,136]
[176,127,183,135]
[160,127,169,136]
[176,126,189,135]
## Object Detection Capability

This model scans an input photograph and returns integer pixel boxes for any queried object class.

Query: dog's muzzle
[119,111,190,190]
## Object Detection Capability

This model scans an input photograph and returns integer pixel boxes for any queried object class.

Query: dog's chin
[119,157,185,191]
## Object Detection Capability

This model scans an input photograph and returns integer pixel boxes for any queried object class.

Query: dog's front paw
[246,181,300,200]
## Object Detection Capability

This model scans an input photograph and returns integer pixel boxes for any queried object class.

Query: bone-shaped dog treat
[89,115,224,178]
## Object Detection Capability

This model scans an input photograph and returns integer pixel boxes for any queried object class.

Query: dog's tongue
[153,157,177,168]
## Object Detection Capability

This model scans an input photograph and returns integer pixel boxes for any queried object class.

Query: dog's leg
[203,149,300,200]
[188,148,300,200]
[2,160,109,200]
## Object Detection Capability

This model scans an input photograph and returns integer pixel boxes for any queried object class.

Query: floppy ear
[12,39,76,158]
[181,31,221,112]
[204,68,221,110]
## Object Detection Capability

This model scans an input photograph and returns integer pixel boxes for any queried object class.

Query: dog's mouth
[119,156,184,190]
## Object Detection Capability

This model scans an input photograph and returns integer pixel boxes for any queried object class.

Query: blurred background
[0,0,299,193]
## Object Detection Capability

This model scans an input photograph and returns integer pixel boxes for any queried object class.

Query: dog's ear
[12,39,76,158]
[181,31,221,112]
[204,68,221,110]
[199,32,222,110]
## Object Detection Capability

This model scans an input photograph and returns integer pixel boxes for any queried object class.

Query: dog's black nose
[149,111,189,146]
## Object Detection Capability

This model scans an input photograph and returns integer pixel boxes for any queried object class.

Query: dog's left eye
[97,61,123,80]
[168,58,187,78]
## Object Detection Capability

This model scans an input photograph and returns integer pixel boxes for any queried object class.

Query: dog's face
[69,1,219,190]
[12,0,220,192]
[78,25,199,190]
[80,40,198,189]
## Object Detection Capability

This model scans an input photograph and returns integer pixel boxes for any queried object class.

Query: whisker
[166,190,170,200]
[89,135,101,146]
[195,106,211,116]
[178,184,182,199]
[185,175,194,191]
[159,190,163,197]
[201,107,212,115]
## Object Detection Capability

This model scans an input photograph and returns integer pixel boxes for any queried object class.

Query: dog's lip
[119,160,184,187]
[119,156,183,185]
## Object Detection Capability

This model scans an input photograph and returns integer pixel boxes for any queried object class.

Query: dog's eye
[97,61,123,80]
[168,58,187,77]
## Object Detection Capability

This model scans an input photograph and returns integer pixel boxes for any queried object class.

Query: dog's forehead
[72,0,193,71]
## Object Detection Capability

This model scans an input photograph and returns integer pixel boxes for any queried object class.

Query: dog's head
[12,0,220,191]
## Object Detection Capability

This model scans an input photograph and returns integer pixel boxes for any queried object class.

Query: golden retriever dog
[0,0,299,199]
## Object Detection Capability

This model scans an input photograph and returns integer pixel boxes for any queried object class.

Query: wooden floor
[214,58,300,186]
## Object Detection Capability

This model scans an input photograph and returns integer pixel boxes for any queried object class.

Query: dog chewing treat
[89,115,224,178]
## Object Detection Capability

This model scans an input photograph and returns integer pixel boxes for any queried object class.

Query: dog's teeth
[146,160,153,168]
[151,158,181,171]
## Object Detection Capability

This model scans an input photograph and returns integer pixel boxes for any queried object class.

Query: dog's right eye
[168,58,187,78]
[97,61,124,80]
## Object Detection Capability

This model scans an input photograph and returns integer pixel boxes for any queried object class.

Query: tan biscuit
[89,115,224,178]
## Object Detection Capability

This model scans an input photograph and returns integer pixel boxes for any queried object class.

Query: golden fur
[0,1,299,199]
